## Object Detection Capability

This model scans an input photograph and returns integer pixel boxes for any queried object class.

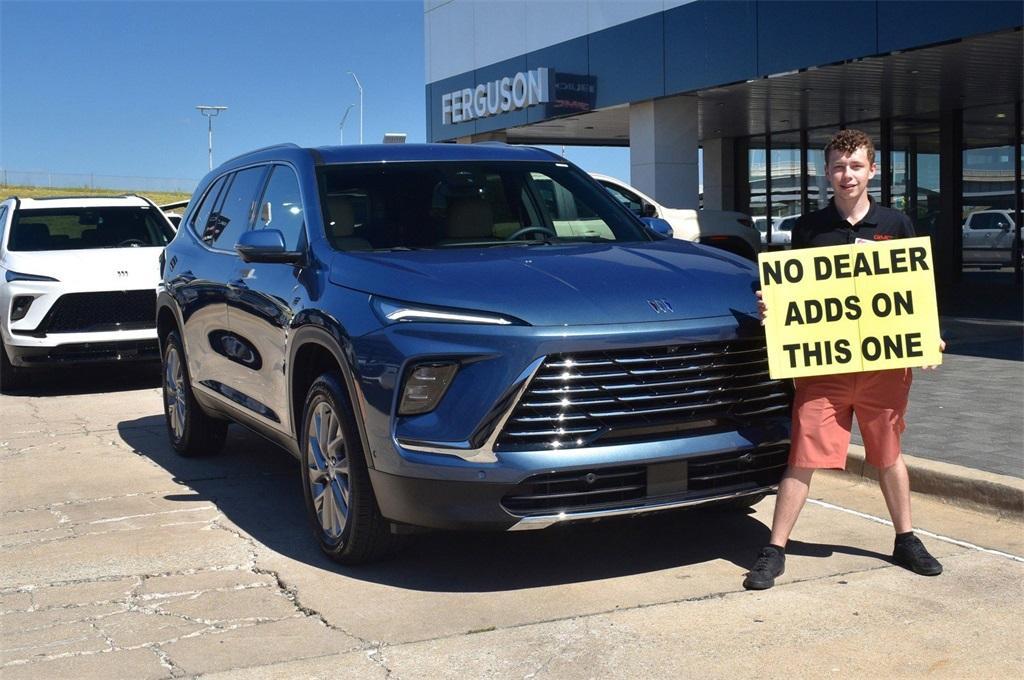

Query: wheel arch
[289,324,375,469]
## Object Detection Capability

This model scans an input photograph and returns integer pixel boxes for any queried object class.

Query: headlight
[372,297,522,326]
[398,362,459,415]
[5,270,59,283]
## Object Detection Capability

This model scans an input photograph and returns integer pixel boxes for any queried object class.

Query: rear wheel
[0,340,27,393]
[300,372,398,564]
[162,330,227,456]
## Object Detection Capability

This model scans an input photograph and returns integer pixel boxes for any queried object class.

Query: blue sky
[0,0,629,189]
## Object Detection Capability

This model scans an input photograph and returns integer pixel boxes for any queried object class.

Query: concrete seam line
[805,498,1024,563]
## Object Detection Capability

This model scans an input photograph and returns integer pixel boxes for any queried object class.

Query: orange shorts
[790,368,912,470]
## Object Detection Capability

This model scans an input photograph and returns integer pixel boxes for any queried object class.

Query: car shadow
[118,415,890,593]
[7,362,161,396]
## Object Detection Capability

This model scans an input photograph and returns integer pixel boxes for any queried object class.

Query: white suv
[0,195,174,391]
[591,173,761,260]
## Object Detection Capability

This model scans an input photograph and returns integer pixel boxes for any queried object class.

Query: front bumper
[5,333,159,366]
[372,433,789,531]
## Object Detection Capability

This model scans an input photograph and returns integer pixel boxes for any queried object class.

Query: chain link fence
[0,168,198,194]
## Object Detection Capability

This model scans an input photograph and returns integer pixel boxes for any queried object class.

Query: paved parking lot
[1,366,1022,678]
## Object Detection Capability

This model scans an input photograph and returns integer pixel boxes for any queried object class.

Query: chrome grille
[496,338,791,450]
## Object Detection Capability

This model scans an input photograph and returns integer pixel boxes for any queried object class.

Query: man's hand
[922,338,946,370]
[755,290,767,325]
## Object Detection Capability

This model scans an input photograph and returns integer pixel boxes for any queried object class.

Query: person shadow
[118,415,892,593]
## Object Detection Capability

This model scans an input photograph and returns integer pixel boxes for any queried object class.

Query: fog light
[11,296,34,321]
[398,362,458,415]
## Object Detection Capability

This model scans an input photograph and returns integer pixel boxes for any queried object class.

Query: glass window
[8,206,173,251]
[318,161,647,251]
[600,182,644,216]
[0,206,7,244]
[771,131,801,219]
[962,103,1017,269]
[256,165,305,250]
[191,174,228,243]
[747,136,766,221]
[207,166,267,250]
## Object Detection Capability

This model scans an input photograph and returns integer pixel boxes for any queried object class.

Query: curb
[839,444,1024,517]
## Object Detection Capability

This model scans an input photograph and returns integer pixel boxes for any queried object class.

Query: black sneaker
[893,534,943,576]
[743,545,786,590]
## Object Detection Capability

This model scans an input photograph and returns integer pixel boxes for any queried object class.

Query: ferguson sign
[441,68,550,125]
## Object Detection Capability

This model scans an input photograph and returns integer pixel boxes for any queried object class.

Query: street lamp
[347,71,363,144]
[339,104,355,145]
[196,105,228,171]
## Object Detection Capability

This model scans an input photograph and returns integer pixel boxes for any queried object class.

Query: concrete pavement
[1,366,1022,678]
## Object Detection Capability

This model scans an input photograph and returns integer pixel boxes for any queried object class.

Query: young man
[744,128,944,590]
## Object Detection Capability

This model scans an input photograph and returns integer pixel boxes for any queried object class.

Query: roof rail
[221,142,301,166]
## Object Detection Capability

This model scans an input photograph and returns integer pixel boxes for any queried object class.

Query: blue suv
[157,143,791,563]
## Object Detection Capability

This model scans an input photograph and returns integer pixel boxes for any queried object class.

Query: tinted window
[969,213,1011,230]
[255,165,305,250]
[191,174,228,243]
[0,206,7,244]
[601,182,644,215]
[318,161,645,251]
[207,166,267,249]
[8,206,173,251]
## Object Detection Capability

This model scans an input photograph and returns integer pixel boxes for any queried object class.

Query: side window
[191,175,228,243]
[0,206,8,245]
[255,165,305,250]
[601,182,643,216]
[210,166,267,250]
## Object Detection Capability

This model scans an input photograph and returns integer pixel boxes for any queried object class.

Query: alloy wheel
[306,401,350,541]
[164,345,186,440]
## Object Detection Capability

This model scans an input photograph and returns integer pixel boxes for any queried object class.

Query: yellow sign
[758,237,942,379]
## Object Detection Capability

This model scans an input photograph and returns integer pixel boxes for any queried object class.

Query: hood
[2,247,162,290]
[330,240,760,327]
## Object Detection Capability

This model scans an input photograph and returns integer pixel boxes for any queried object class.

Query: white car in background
[962,209,1018,267]
[771,214,800,248]
[0,195,174,391]
[590,173,761,261]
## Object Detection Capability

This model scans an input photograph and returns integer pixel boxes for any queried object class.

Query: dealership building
[424,0,1023,288]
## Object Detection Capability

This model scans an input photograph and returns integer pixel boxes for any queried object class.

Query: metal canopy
[501,29,1022,146]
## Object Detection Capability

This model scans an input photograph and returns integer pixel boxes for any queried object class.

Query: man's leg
[769,465,815,547]
[878,457,912,533]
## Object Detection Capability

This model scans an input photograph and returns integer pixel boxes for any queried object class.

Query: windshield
[319,161,650,251]
[9,206,173,251]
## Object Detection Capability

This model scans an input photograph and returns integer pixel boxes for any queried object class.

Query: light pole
[347,71,363,144]
[196,105,228,171]
[339,104,355,145]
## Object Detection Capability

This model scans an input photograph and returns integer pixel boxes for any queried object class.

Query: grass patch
[1,184,192,206]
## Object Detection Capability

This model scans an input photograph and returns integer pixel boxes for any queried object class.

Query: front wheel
[162,330,227,456]
[300,373,398,564]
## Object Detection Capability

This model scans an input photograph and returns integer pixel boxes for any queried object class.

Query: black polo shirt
[791,197,915,250]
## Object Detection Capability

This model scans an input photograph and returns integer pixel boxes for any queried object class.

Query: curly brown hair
[824,128,875,165]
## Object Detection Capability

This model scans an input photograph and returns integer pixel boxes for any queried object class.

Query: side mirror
[235,229,304,264]
[641,217,674,239]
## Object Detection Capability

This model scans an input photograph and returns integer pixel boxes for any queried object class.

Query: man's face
[827,146,876,202]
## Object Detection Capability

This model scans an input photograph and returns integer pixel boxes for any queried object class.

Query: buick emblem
[647,298,673,314]
[116,270,129,278]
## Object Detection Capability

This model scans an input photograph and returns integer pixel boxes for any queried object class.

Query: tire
[162,330,228,456]
[300,372,398,564]
[0,340,27,393]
